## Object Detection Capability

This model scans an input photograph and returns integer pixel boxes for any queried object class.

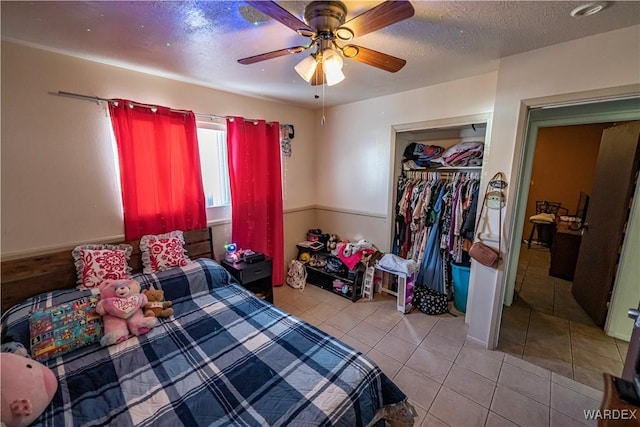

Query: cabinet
[221,257,273,303]
[549,222,582,281]
[296,245,362,301]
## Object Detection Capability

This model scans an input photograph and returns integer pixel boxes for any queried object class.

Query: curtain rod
[50,90,275,124]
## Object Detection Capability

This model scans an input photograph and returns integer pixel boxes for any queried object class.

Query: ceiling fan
[237,1,415,86]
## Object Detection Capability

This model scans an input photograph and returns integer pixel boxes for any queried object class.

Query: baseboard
[465,334,489,349]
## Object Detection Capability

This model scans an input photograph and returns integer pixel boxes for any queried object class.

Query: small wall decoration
[280,124,294,157]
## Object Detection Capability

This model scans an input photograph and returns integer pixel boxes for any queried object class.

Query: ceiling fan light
[322,49,344,73]
[294,55,318,82]
[325,68,345,86]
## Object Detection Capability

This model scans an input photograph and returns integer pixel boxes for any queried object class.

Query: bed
[1,229,415,426]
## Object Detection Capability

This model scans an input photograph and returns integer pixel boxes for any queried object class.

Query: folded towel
[377,254,417,275]
[441,141,484,159]
[530,213,555,223]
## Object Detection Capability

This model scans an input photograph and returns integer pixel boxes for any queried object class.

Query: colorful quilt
[2,259,412,426]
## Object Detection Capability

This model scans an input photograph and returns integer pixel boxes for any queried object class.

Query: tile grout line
[486,357,505,422]
[551,274,556,318]
[615,339,627,363]
[484,384,500,427]
[569,321,577,382]
[522,299,533,362]
[548,369,553,427]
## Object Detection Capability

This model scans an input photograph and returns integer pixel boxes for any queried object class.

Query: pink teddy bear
[96,279,158,346]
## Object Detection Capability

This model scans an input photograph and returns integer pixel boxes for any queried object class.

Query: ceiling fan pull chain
[321,83,326,126]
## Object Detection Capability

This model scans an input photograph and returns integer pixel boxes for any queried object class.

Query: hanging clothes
[392,171,480,294]
[417,184,448,293]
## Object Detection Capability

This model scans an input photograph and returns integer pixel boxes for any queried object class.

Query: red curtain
[226,117,284,286]
[109,99,206,240]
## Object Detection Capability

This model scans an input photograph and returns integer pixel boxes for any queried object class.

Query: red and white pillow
[72,244,132,290]
[140,230,191,274]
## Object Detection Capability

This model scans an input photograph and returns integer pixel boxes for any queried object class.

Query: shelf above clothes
[433,166,482,170]
[403,165,482,170]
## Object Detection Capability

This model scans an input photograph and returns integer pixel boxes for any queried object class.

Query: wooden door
[572,121,640,326]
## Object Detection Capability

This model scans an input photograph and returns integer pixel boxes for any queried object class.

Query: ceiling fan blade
[343,45,406,72]
[238,46,307,65]
[342,0,414,39]
[311,61,325,86]
[245,1,315,36]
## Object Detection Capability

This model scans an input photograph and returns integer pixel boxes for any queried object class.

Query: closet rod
[402,170,478,179]
[50,90,273,124]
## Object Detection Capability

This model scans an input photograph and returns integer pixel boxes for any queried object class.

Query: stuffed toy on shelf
[142,286,174,318]
[326,234,340,255]
[95,279,158,346]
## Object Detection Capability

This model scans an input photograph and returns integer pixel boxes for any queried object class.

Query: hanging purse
[469,173,505,268]
[469,240,500,267]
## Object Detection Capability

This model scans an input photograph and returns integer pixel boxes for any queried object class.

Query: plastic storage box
[451,263,471,313]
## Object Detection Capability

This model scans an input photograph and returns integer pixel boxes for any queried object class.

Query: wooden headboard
[1,228,214,312]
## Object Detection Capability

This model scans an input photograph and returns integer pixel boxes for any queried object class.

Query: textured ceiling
[2,1,639,109]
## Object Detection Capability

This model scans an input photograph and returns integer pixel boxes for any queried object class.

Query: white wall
[314,72,498,248]
[463,25,640,348]
[1,41,317,260]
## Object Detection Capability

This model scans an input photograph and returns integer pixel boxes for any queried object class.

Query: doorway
[498,123,627,391]
[498,98,640,392]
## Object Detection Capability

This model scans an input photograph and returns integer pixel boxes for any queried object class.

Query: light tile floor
[498,244,628,391]
[273,282,604,427]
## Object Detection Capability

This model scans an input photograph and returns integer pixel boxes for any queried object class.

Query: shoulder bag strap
[474,191,488,241]
[473,173,504,261]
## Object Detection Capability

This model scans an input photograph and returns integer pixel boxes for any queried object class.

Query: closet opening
[389,114,490,319]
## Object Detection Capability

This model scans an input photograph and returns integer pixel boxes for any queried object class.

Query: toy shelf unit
[363,265,415,313]
[296,243,362,302]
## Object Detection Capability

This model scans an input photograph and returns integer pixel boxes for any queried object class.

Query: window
[197,123,230,208]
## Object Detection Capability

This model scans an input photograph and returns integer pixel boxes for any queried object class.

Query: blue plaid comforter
[2,259,409,426]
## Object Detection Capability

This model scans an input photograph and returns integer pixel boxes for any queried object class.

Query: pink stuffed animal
[95,279,158,346]
[0,352,58,427]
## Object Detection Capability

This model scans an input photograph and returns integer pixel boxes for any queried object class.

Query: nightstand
[221,257,273,303]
